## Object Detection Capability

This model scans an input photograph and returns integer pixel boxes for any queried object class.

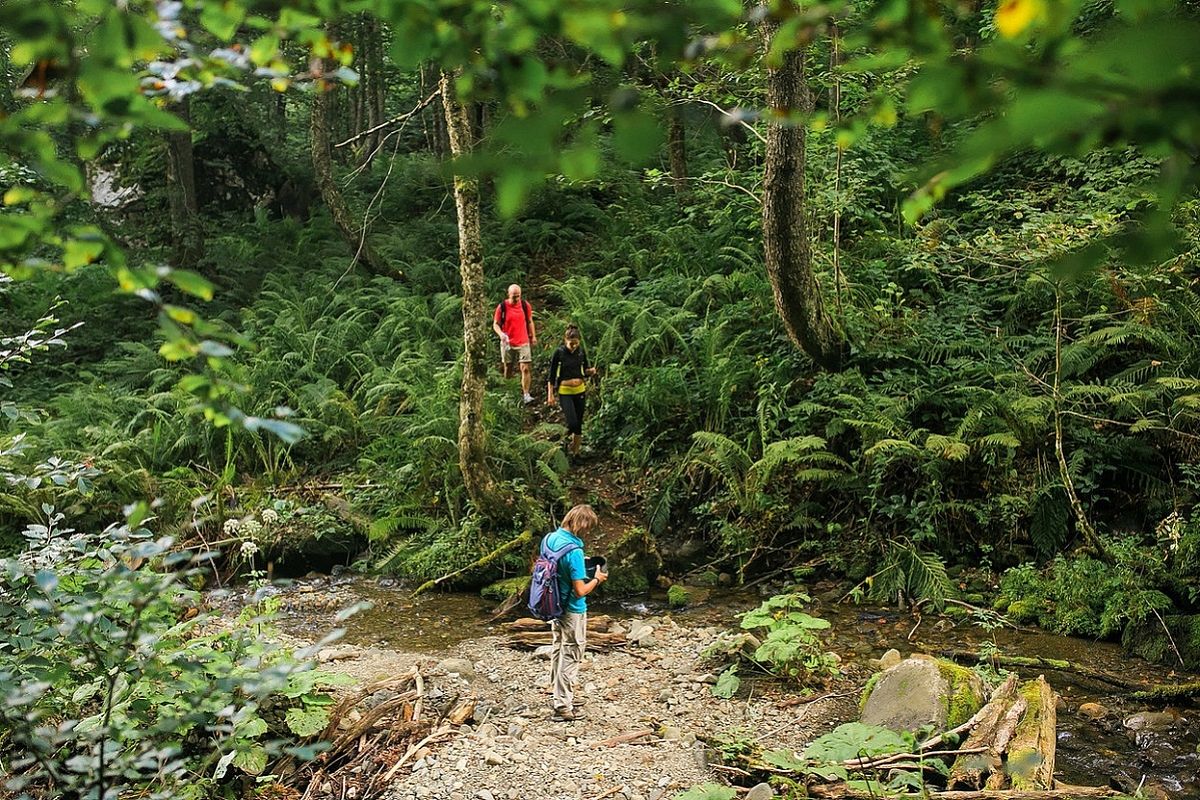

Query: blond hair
[561,504,598,535]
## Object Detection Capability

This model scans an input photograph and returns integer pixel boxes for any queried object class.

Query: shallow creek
[214,575,1200,796]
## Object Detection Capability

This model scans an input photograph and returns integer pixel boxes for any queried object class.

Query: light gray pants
[549,610,587,711]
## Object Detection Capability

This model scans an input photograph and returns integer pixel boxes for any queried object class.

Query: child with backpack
[528,504,607,721]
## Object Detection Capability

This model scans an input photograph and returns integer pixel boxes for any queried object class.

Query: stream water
[216,575,1200,797]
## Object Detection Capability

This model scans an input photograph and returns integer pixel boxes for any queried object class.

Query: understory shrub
[0,519,345,798]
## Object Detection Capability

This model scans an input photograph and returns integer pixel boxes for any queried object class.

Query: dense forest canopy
[0,0,1198,797]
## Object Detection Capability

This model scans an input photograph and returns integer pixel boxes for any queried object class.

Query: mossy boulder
[861,655,986,735]
[598,526,661,598]
[668,584,691,608]
[937,658,988,728]
[1006,598,1042,624]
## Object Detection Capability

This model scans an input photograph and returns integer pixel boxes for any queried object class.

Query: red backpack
[497,300,532,340]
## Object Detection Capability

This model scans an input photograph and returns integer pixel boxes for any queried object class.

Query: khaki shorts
[500,341,532,364]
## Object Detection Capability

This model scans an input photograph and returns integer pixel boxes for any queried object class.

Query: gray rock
[661,725,682,741]
[637,634,658,648]
[476,791,495,800]
[437,657,475,680]
[1123,711,1178,732]
[483,751,504,765]
[533,644,555,660]
[746,784,775,800]
[860,656,982,735]
[878,648,902,670]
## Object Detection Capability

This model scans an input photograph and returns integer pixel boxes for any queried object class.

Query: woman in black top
[547,325,597,459]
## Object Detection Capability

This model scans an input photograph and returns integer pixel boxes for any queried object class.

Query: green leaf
[235,717,269,739]
[285,707,330,737]
[63,238,105,270]
[801,722,911,763]
[711,666,740,699]
[165,269,215,301]
[232,744,268,776]
[200,1,247,40]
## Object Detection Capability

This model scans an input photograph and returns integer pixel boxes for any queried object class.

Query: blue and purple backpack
[528,534,580,621]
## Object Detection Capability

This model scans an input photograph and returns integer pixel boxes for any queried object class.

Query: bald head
[507,284,522,301]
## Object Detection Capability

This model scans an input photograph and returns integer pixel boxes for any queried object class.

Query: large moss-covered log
[947,674,1019,789]
[1006,676,1056,791]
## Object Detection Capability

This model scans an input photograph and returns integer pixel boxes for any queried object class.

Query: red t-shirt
[494,300,532,347]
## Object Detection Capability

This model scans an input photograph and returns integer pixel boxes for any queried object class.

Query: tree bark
[666,106,688,200]
[310,56,394,278]
[441,69,508,517]
[761,25,848,370]
[164,95,203,266]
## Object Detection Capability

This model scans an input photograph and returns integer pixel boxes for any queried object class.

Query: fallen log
[940,650,1137,691]
[1130,680,1200,701]
[505,630,628,650]
[1005,676,1056,791]
[947,674,1020,789]
[503,615,617,633]
[809,785,1119,799]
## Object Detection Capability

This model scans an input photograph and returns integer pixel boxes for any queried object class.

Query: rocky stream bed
[211,575,1200,799]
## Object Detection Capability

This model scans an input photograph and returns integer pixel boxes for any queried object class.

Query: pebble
[476,791,494,800]
[746,783,775,800]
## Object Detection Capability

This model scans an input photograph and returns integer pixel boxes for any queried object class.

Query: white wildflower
[260,508,279,525]
[241,519,263,538]
[239,540,259,557]
[223,518,241,534]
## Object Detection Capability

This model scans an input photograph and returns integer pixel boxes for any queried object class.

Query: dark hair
[564,325,581,341]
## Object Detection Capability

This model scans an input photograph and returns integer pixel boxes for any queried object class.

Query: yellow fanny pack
[557,381,586,395]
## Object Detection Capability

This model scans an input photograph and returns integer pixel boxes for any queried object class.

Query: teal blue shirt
[543,527,588,614]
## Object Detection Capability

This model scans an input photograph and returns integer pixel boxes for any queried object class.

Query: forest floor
[302,612,859,800]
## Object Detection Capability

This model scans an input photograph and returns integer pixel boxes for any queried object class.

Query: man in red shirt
[492,283,538,404]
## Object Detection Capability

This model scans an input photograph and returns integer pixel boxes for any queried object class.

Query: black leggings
[560,392,586,435]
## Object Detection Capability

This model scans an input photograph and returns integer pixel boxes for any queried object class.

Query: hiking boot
[551,707,586,722]
[523,393,535,405]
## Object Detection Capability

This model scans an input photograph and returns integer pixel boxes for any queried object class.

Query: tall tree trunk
[165,96,203,266]
[423,63,449,157]
[761,28,848,371]
[441,69,507,516]
[310,56,394,278]
[666,106,689,200]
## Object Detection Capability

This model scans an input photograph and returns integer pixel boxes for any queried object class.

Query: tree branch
[334,90,440,149]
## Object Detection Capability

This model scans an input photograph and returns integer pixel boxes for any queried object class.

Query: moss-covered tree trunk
[441,69,508,517]
[761,25,848,371]
[310,54,393,278]
[164,96,203,266]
